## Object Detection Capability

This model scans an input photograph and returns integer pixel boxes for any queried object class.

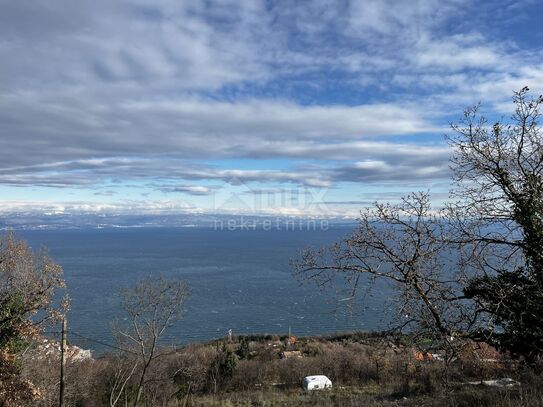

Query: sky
[1,0,543,219]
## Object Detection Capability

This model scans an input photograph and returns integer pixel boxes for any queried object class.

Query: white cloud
[0,199,199,215]
[414,37,500,70]
[0,91,440,170]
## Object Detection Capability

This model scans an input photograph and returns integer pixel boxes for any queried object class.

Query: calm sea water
[20,227,392,352]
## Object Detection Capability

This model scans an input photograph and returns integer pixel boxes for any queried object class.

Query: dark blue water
[20,227,391,352]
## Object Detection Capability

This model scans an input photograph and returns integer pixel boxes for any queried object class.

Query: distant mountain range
[0,212,357,230]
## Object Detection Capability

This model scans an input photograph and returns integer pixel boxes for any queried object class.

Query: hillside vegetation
[21,332,543,407]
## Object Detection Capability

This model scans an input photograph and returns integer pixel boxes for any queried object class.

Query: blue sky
[1,0,542,218]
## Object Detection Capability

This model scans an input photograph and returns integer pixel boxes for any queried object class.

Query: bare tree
[113,276,189,407]
[108,347,139,407]
[293,192,474,363]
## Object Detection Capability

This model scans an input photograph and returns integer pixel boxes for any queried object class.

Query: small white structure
[468,378,520,387]
[303,375,332,391]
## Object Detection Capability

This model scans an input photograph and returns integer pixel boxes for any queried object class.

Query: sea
[19,227,394,353]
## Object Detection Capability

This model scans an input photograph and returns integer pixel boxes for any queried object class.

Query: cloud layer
[1,0,542,215]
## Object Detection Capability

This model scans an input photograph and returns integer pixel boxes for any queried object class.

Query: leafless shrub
[111,276,189,407]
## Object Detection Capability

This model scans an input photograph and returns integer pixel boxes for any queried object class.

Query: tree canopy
[0,233,67,405]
